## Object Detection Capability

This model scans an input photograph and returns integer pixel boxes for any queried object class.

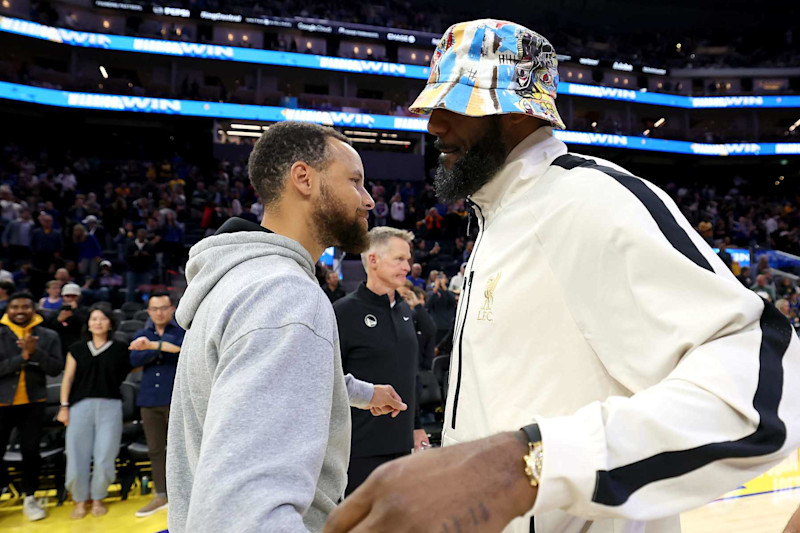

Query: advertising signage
[93,0,438,45]
[2,81,800,157]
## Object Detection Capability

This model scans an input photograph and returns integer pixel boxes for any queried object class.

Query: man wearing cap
[325,19,800,533]
[82,215,105,248]
[44,283,89,358]
[85,260,124,304]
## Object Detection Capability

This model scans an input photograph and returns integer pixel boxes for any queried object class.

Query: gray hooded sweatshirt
[166,225,374,533]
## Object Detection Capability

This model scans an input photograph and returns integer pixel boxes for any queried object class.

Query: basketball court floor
[0,449,798,532]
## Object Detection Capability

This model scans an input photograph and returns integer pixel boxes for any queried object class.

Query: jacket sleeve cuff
[344,373,374,409]
[531,402,608,516]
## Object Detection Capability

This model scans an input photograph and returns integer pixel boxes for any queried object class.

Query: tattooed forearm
[441,503,491,532]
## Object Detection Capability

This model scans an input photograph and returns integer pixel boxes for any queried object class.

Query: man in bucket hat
[326,19,800,533]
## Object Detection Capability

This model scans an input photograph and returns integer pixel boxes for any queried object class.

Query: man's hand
[784,504,800,533]
[17,336,38,359]
[57,309,73,322]
[128,337,153,351]
[413,429,430,452]
[366,384,407,418]
[324,431,537,533]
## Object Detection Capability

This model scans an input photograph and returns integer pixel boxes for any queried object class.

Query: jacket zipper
[450,199,485,430]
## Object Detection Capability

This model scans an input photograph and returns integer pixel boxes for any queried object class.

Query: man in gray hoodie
[167,121,408,533]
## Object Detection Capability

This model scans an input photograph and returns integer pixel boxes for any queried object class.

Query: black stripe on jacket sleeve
[551,153,791,506]
[551,154,712,273]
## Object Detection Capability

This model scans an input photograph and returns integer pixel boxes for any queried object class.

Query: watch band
[520,423,543,488]
[521,423,541,444]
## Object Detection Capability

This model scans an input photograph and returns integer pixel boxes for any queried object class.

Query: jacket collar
[355,282,401,308]
[469,127,568,221]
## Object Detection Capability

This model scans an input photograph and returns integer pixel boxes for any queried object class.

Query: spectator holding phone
[44,283,89,357]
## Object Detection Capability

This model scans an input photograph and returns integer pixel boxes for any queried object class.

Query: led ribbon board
[3,16,800,109]
[2,81,799,156]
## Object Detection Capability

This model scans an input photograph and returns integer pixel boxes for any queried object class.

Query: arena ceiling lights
[4,16,800,110]
[2,81,799,157]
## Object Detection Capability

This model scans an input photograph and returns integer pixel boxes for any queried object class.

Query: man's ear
[287,161,314,199]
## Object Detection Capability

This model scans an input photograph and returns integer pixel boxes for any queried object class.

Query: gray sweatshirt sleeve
[344,373,374,409]
[184,324,335,532]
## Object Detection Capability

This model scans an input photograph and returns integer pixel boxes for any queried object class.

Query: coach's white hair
[361,227,414,271]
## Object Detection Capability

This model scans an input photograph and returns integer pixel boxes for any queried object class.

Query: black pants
[346,453,406,496]
[0,403,45,495]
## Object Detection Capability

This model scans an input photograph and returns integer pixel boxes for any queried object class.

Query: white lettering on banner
[554,131,628,146]
[566,84,637,100]
[387,32,416,43]
[612,61,633,72]
[153,6,191,18]
[67,93,181,112]
[689,143,761,155]
[245,17,293,28]
[281,109,375,126]
[579,57,600,66]
[297,22,333,33]
[691,96,764,108]
[337,27,380,39]
[199,11,242,22]
[775,144,800,154]
[642,66,667,75]
[319,56,406,74]
[2,18,112,47]
[133,38,234,58]
[94,1,143,11]
[393,117,428,131]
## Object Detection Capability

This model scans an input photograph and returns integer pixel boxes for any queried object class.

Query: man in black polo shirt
[334,227,430,496]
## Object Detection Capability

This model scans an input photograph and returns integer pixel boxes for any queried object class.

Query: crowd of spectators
[22,0,799,73]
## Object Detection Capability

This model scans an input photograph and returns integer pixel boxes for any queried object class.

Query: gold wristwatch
[521,423,543,487]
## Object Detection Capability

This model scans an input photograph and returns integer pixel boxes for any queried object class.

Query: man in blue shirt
[129,291,184,517]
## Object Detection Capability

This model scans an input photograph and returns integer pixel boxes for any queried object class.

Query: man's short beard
[433,116,507,202]
[312,180,370,254]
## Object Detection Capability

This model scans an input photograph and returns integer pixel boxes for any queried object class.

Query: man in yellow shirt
[0,292,63,521]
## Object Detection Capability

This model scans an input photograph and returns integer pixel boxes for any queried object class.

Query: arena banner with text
[2,81,800,156]
[3,16,800,110]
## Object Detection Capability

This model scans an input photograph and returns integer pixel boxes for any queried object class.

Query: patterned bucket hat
[409,19,566,129]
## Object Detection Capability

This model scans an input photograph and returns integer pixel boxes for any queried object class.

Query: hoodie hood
[175,230,316,329]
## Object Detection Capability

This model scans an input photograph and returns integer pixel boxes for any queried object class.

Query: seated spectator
[44,283,89,357]
[778,277,796,299]
[57,303,132,519]
[737,266,753,287]
[128,291,184,518]
[426,272,456,344]
[84,260,123,305]
[0,281,15,313]
[0,292,64,522]
[38,280,63,312]
[0,260,13,283]
[2,208,35,262]
[751,274,776,301]
[776,298,799,329]
[30,213,63,271]
[322,271,346,303]
[449,263,467,295]
[389,194,406,228]
[373,197,389,227]
[70,224,103,277]
[82,214,106,248]
[126,229,155,302]
[407,263,425,289]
